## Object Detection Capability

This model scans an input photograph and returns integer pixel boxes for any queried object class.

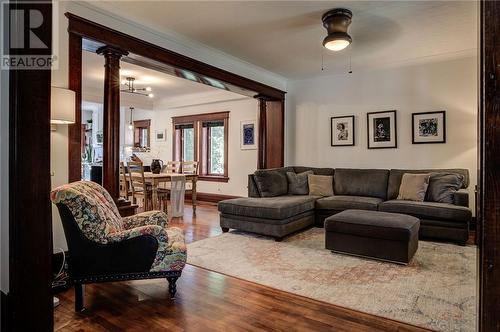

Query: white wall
[50,0,286,251]
[286,56,477,208]
[143,98,258,197]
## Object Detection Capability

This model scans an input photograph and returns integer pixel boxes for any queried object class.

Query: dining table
[130,172,198,214]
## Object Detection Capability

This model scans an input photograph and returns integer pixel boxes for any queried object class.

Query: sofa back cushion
[388,169,469,200]
[253,168,291,197]
[334,168,389,199]
[308,174,334,196]
[293,166,334,176]
[287,170,313,195]
[426,172,465,204]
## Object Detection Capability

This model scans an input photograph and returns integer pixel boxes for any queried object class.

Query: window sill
[198,175,229,183]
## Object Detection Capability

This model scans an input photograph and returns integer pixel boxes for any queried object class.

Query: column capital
[96,45,129,58]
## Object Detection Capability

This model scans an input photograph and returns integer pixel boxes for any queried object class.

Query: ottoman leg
[221,227,229,233]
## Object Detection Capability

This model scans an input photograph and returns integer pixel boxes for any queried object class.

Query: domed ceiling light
[322,8,352,51]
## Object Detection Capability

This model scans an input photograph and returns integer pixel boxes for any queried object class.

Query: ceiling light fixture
[128,107,134,130]
[121,77,154,98]
[322,8,352,52]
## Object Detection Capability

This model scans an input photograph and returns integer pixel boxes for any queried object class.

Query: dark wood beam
[65,12,285,101]
[68,32,82,182]
[479,1,500,331]
[97,46,128,199]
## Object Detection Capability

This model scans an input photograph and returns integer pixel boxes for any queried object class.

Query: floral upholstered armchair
[51,181,186,312]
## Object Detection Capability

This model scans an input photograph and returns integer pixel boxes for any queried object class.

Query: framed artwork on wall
[240,120,257,150]
[331,115,355,146]
[412,111,446,144]
[367,110,397,149]
[155,129,166,142]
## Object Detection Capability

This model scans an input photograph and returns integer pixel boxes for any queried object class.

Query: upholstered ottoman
[325,209,420,264]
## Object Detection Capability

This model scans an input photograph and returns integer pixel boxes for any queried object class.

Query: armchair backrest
[51,181,124,244]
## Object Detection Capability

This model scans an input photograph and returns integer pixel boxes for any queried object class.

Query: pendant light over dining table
[322,8,353,51]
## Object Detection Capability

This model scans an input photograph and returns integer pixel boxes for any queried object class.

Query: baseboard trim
[185,192,239,204]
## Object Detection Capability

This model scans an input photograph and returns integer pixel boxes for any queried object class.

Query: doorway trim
[65,12,286,183]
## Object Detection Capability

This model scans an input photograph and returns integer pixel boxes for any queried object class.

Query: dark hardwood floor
[54,203,430,332]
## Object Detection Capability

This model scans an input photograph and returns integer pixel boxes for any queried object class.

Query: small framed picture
[96,130,103,145]
[240,120,257,150]
[155,129,166,142]
[412,111,446,144]
[331,116,355,146]
[367,110,397,149]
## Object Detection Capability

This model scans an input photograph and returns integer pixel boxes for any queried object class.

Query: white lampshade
[51,87,75,124]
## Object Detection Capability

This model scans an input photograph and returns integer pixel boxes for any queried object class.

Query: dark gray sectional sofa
[218,166,472,245]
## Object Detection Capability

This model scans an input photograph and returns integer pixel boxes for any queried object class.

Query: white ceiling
[82,50,246,109]
[89,1,478,79]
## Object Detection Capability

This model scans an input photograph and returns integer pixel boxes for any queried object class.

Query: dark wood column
[479,1,500,331]
[256,95,285,169]
[97,46,128,199]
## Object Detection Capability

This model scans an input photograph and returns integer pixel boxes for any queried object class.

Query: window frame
[172,111,229,182]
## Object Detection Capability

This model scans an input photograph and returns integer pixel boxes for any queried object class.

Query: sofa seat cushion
[315,195,383,211]
[378,200,472,222]
[218,196,319,220]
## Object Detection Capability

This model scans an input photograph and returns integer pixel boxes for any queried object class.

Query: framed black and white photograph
[412,111,446,144]
[155,129,166,142]
[367,110,397,149]
[240,120,257,150]
[331,115,355,146]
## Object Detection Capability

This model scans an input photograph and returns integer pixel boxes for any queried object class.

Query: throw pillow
[253,169,288,197]
[397,173,431,202]
[287,171,313,195]
[426,173,464,204]
[308,174,334,196]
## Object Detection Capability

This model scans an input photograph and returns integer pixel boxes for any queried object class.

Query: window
[173,112,229,182]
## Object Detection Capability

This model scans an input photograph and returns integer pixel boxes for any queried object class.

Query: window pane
[210,125,224,174]
[183,128,194,161]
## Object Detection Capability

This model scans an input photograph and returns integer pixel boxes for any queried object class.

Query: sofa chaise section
[218,195,319,240]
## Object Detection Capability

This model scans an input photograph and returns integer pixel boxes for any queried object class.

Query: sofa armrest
[454,189,469,207]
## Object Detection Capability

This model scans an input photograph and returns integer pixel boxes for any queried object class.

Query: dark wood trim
[97,46,128,199]
[172,111,229,123]
[68,32,82,182]
[9,1,53,330]
[65,13,285,100]
[257,98,267,169]
[184,192,239,204]
[479,1,500,331]
[198,175,230,183]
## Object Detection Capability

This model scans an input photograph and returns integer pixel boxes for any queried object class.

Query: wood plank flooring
[54,203,431,332]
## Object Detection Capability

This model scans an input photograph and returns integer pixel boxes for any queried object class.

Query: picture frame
[331,115,355,146]
[155,129,166,142]
[240,120,257,150]
[367,110,397,149]
[96,130,103,145]
[412,111,446,144]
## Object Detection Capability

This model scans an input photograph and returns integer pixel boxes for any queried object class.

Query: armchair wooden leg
[166,276,178,299]
[75,283,85,312]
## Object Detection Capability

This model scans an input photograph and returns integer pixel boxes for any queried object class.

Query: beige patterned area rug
[187,228,477,332]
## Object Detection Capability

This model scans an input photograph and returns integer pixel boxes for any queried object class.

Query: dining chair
[119,162,132,200]
[127,161,153,211]
[182,161,199,192]
[163,161,182,174]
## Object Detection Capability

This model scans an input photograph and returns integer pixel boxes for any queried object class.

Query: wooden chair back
[182,161,199,175]
[127,161,148,196]
[163,161,181,174]
[119,162,130,199]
